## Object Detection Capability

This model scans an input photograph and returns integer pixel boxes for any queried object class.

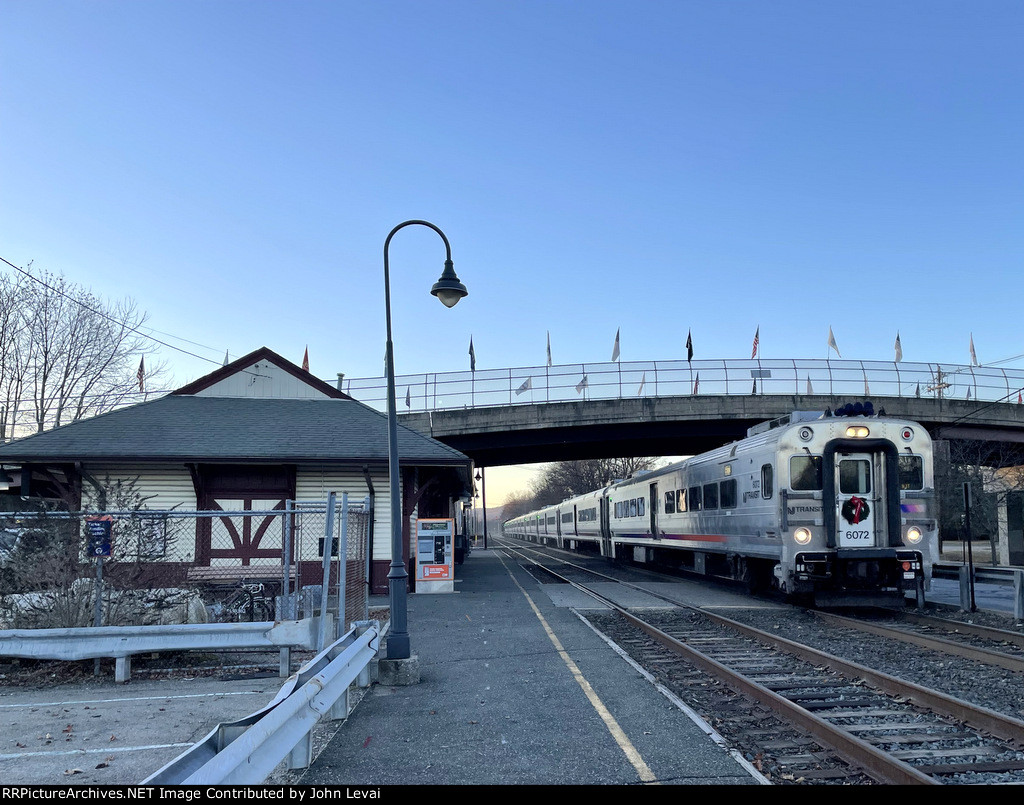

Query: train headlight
[794,527,812,545]
[845,426,870,438]
[906,526,923,544]
[799,427,813,442]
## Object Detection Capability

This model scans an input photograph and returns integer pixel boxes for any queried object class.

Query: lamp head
[430,259,468,308]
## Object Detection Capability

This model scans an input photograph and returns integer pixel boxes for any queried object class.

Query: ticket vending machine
[415,518,455,594]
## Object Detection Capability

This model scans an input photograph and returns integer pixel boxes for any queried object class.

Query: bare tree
[0,263,166,439]
[530,456,658,507]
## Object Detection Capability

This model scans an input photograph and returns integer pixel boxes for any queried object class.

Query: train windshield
[839,459,872,494]
[790,456,823,490]
[899,455,924,490]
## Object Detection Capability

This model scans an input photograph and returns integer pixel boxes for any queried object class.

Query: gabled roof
[172,346,351,399]
[0,395,468,468]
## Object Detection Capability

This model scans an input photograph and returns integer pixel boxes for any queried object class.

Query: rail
[340,358,1024,413]
[0,618,320,682]
[143,620,381,785]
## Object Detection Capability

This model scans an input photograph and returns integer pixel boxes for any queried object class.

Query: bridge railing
[342,359,1024,414]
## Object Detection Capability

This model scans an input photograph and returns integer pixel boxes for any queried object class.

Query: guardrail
[933,564,1024,618]
[340,358,1024,413]
[0,618,320,682]
[143,620,381,785]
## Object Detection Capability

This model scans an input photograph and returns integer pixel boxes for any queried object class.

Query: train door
[835,452,878,547]
[600,496,612,557]
[649,483,659,539]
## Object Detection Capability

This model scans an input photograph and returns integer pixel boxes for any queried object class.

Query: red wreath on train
[841,496,870,524]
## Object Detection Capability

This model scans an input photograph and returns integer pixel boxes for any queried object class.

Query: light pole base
[378,654,421,686]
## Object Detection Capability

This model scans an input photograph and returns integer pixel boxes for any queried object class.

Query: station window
[898,455,923,490]
[720,478,737,509]
[688,486,702,511]
[790,456,823,491]
[664,491,675,514]
[761,464,774,499]
[703,482,719,510]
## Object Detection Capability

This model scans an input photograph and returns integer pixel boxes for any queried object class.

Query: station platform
[296,548,763,786]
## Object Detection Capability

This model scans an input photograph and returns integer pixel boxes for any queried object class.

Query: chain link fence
[0,494,369,633]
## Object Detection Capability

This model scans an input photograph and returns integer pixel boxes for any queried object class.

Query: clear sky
[2,1,1023,503]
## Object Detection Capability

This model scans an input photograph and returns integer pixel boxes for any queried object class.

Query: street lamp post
[383,220,467,660]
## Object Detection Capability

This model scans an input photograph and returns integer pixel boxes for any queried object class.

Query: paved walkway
[298,548,762,785]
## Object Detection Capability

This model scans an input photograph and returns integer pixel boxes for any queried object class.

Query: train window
[688,486,702,511]
[703,483,719,510]
[614,502,621,518]
[790,456,823,490]
[638,498,645,516]
[761,464,774,499]
[629,499,637,517]
[664,492,675,514]
[898,455,924,490]
[720,479,737,508]
[676,489,687,512]
[839,459,872,494]
[562,513,573,523]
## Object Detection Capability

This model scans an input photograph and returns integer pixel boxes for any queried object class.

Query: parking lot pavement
[0,672,280,785]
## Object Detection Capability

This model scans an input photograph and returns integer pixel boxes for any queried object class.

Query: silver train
[503,405,938,607]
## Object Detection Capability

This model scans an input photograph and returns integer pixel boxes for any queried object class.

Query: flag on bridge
[137,357,145,392]
[686,330,693,362]
[693,373,700,394]
[405,387,411,408]
[469,337,476,372]
[970,334,979,366]
[827,327,841,358]
[576,375,589,394]
[806,376,813,395]
[611,328,620,362]
[863,370,870,396]
[894,332,903,363]
[547,332,552,367]
[516,377,533,395]
[637,372,646,396]
[751,326,759,359]
[302,347,309,372]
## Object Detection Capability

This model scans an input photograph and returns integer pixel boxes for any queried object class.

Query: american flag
[751,326,759,359]
[137,357,145,392]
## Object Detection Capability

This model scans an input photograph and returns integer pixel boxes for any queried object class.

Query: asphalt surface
[1,548,1018,786]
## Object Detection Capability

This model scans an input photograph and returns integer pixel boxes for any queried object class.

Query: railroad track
[497,538,1024,785]
[809,610,1024,674]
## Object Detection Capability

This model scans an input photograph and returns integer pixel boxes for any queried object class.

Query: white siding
[194,360,332,399]
[83,463,197,511]
[295,465,393,563]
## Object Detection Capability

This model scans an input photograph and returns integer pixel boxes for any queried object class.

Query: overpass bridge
[341,358,1024,467]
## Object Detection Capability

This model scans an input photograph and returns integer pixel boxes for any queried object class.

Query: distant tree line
[499,456,658,522]
[0,262,164,440]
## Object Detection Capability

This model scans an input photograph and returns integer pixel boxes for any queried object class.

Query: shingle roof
[0,395,469,466]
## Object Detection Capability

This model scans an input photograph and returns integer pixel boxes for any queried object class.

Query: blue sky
[2,2,1023,500]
